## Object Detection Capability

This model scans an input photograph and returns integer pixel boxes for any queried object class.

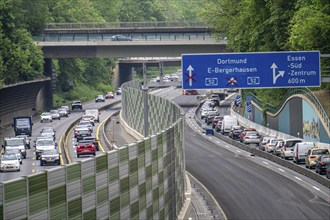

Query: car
[40,149,61,166]
[77,121,93,132]
[212,116,223,128]
[76,140,96,157]
[116,87,122,95]
[35,138,57,160]
[242,131,260,145]
[229,125,243,140]
[4,149,23,164]
[259,136,271,151]
[40,127,56,140]
[292,142,315,164]
[111,35,132,41]
[71,100,82,110]
[201,109,210,119]
[40,112,53,123]
[280,139,303,160]
[0,154,20,172]
[185,90,197,95]
[315,155,330,174]
[215,121,223,132]
[81,114,95,126]
[326,164,330,179]
[265,138,283,153]
[95,95,105,102]
[105,92,114,99]
[85,109,100,123]
[2,137,27,159]
[50,109,61,120]
[305,147,329,169]
[16,135,31,149]
[82,136,100,151]
[74,126,92,141]
[205,111,219,125]
[239,128,257,143]
[273,140,284,156]
[61,105,71,114]
[58,108,69,117]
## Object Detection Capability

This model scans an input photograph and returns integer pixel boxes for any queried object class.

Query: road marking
[208,137,213,140]
[312,186,320,191]
[225,145,230,148]
[262,161,269,165]
[216,141,220,144]
[32,169,35,173]
[236,150,241,153]
[294,176,302,181]
[278,168,285,172]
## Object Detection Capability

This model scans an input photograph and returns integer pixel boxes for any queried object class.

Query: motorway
[1,87,329,220]
[183,93,330,220]
[0,96,121,181]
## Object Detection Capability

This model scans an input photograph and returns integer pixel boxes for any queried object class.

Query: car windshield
[78,141,93,145]
[42,150,58,155]
[15,118,30,126]
[50,110,58,114]
[36,139,54,146]
[6,139,24,146]
[312,149,329,155]
[246,132,258,136]
[42,113,51,116]
[2,154,17,160]
[42,128,53,132]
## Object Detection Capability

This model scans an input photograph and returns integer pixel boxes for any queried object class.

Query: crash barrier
[0,82,185,219]
[194,101,330,188]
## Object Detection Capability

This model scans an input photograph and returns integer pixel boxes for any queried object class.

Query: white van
[292,142,315,164]
[221,115,238,135]
[85,109,100,123]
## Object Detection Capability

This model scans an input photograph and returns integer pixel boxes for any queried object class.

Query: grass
[312,89,330,118]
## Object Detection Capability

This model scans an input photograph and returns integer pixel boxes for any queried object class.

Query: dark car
[71,100,82,110]
[111,35,132,41]
[185,90,197,95]
[215,121,223,132]
[229,125,243,140]
[40,149,60,166]
[74,127,92,141]
[315,155,330,174]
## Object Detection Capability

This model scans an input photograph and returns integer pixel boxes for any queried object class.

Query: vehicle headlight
[55,156,59,160]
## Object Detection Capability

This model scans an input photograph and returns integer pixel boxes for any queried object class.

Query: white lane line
[278,168,285,172]
[312,186,320,191]
[208,137,213,140]
[225,145,230,148]
[236,150,241,153]
[294,176,302,181]
[216,141,220,144]
[262,161,269,165]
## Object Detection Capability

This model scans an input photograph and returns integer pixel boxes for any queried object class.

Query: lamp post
[142,62,149,137]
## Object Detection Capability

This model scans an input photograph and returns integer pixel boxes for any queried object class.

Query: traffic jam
[0,92,115,172]
[198,92,330,179]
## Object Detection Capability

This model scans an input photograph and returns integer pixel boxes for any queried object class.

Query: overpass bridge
[34,21,227,58]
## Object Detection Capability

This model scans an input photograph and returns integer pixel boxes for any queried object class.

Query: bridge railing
[45,21,206,30]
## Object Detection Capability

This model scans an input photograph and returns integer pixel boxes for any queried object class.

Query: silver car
[0,154,20,172]
[50,109,61,120]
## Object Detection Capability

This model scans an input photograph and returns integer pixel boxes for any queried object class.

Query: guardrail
[45,21,206,30]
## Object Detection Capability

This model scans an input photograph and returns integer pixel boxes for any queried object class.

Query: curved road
[183,95,330,220]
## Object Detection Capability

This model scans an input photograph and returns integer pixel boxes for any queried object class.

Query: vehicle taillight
[284,144,287,151]
[310,156,316,159]
[245,136,250,139]
[320,162,326,165]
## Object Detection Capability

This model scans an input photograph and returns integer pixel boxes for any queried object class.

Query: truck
[221,115,238,135]
[13,116,32,136]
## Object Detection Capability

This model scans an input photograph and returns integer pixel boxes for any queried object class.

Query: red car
[185,90,197,95]
[105,92,114,99]
[76,140,96,157]
[212,116,224,128]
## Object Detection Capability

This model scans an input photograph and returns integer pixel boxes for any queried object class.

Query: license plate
[83,150,90,152]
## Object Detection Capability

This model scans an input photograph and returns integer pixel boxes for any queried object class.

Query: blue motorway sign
[182,51,320,90]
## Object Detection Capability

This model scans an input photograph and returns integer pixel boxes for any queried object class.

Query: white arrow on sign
[187,65,194,86]
[271,63,285,84]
